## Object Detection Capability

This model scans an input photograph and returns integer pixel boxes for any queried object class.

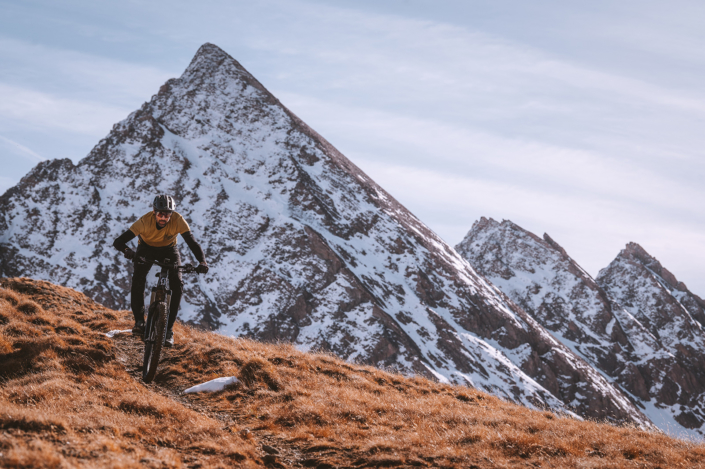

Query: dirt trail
[112,332,310,469]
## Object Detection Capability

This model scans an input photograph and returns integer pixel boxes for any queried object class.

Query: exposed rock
[457,218,705,438]
[597,242,705,434]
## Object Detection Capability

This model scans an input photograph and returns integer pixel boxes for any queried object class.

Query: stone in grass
[183,377,239,393]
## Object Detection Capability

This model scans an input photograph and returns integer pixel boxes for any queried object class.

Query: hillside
[1,278,703,468]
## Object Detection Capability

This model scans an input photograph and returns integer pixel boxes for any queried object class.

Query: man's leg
[166,248,183,333]
[130,249,152,325]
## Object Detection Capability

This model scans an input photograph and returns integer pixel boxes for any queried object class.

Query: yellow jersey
[129,211,190,247]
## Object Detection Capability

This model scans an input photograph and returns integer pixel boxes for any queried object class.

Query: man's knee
[169,271,184,293]
[168,272,183,296]
[132,263,150,284]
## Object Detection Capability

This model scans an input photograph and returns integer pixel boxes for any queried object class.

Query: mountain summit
[0,44,650,424]
[457,218,705,438]
[597,242,705,433]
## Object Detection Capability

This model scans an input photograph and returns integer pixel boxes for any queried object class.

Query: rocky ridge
[457,217,705,438]
[0,44,649,424]
[597,242,705,434]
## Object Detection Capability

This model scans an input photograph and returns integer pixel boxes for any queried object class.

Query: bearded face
[154,210,172,228]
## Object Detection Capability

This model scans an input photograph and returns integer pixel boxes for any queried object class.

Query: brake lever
[180,263,197,273]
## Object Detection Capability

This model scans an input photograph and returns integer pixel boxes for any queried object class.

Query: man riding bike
[113,195,208,347]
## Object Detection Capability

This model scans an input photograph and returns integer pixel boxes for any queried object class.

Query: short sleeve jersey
[129,211,190,247]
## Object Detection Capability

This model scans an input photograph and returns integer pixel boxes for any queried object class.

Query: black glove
[124,248,136,260]
[196,263,209,274]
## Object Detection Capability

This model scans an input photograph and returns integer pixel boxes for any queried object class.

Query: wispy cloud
[0,37,174,107]
[279,93,704,220]
[0,135,44,162]
[247,1,705,112]
[0,83,133,135]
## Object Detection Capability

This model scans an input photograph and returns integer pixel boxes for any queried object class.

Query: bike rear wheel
[142,301,168,383]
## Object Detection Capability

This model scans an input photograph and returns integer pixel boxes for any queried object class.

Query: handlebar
[180,264,198,274]
[134,256,199,273]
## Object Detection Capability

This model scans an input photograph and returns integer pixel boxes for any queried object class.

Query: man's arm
[113,229,137,259]
[181,231,206,264]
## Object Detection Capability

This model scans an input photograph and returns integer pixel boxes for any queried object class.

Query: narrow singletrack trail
[111,332,313,469]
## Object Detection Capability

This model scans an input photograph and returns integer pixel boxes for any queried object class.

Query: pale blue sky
[1,0,704,294]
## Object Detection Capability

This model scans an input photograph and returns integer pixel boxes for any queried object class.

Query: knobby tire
[142,301,167,383]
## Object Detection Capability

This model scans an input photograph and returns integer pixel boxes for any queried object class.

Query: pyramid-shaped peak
[619,242,664,274]
[189,43,236,67]
[617,242,686,291]
[196,42,229,56]
[139,43,284,140]
[619,242,663,273]
[622,242,652,260]
[179,42,256,85]
[460,218,584,275]
[462,218,551,249]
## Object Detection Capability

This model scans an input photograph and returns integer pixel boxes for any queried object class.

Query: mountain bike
[135,256,198,383]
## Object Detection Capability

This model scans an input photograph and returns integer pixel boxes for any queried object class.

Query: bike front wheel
[142,301,168,383]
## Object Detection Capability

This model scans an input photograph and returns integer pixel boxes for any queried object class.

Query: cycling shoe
[165,329,174,348]
[132,320,145,336]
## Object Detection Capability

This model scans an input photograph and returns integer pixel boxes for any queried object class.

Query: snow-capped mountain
[457,218,705,438]
[0,44,648,424]
[598,242,705,435]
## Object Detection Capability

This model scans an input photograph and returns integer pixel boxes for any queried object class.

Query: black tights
[130,244,183,332]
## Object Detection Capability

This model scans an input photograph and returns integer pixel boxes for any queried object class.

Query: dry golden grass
[0,278,259,468]
[1,277,704,468]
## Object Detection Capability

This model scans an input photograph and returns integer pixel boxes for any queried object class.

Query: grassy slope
[0,278,703,469]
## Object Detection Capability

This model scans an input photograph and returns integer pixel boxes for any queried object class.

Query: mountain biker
[112,195,208,347]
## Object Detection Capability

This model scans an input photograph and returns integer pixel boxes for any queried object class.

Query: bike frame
[134,255,197,382]
[146,258,177,331]
[138,256,196,341]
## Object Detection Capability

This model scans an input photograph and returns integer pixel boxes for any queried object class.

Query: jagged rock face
[597,242,705,434]
[457,218,705,438]
[0,43,650,424]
